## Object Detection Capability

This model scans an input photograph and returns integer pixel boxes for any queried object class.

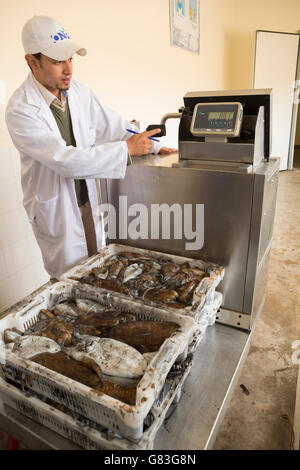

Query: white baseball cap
[22,15,87,61]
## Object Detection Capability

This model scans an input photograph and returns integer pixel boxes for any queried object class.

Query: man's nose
[63,61,72,75]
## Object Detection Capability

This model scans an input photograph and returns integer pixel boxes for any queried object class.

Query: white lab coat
[5,72,161,279]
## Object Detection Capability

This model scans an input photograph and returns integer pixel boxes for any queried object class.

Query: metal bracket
[216,308,251,331]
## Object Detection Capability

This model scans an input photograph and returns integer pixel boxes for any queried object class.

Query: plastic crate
[60,243,224,321]
[0,282,196,442]
[0,354,193,450]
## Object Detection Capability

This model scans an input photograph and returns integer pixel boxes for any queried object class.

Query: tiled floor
[0,157,299,450]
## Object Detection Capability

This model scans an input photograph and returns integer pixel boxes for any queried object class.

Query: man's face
[26,53,73,97]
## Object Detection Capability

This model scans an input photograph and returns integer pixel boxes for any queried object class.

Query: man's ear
[25,54,40,71]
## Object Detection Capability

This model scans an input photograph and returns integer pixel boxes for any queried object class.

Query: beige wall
[0,0,300,312]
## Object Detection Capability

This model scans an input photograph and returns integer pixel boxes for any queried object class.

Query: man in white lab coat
[6,16,175,280]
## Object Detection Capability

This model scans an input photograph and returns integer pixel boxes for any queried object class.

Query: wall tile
[0,277,14,313]
[31,261,49,289]
[0,176,21,214]
[3,239,32,277]
[15,176,24,206]
[0,146,14,180]
[26,235,43,264]
[7,265,39,307]
[0,259,48,314]
[10,146,21,178]
[0,208,27,248]
[0,248,7,281]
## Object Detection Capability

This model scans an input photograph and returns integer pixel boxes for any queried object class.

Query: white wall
[0,0,300,312]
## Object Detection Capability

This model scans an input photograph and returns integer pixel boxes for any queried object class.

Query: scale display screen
[190,102,243,137]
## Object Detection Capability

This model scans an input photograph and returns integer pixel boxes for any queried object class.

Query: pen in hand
[126,128,160,142]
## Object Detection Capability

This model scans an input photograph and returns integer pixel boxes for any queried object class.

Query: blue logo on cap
[50,28,70,44]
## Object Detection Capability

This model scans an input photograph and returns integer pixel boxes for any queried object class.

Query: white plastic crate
[0,354,193,450]
[60,244,224,321]
[202,291,223,326]
[187,291,223,354]
[0,282,196,442]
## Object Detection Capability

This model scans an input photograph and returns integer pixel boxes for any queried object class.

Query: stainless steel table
[0,153,253,450]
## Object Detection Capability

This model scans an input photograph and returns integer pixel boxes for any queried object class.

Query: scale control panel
[190,102,243,137]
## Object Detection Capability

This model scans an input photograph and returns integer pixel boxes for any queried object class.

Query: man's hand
[126,129,161,156]
[158,147,178,155]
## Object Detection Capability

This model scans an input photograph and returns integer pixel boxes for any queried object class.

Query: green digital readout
[190,102,243,137]
[208,112,234,120]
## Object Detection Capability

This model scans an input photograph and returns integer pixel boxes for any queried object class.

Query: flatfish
[30,351,101,388]
[109,320,179,353]
[176,279,199,304]
[30,351,136,405]
[88,279,132,296]
[25,318,74,347]
[94,381,137,406]
[144,288,179,304]
[74,311,136,339]
[66,336,147,381]
[12,335,61,359]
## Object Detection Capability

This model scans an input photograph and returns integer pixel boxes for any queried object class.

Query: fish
[40,319,74,346]
[162,302,187,309]
[108,260,125,278]
[79,275,130,295]
[164,271,193,288]
[90,266,108,279]
[75,311,121,330]
[128,270,161,290]
[75,299,111,314]
[91,256,122,279]
[119,263,143,284]
[92,279,132,296]
[73,324,103,337]
[12,335,61,359]
[24,317,74,347]
[24,318,52,336]
[80,252,206,308]
[79,274,98,284]
[117,312,136,323]
[94,381,137,406]
[39,309,56,319]
[73,307,136,341]
[66,336,147,382]
[117,265,127,282]
[30,351,101,388]
[109,320,179,354]
[144,288,179,304]
[181,265,206,279]
[75,309,135,327]
[3,328,22,344]
[160,261,181,280]
[176,279,199,304]
[30,351,136,405]
[53,303,84,318]
[117,252,153,262]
